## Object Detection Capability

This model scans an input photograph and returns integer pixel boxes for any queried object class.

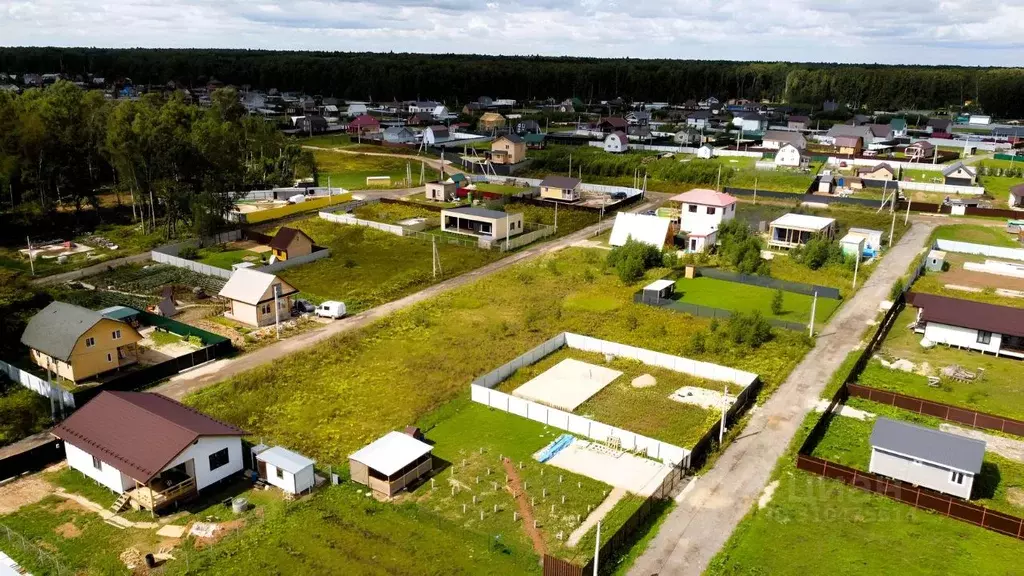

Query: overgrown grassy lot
[351,201,438,224]
[0,378,52,447]
[978,175,1019,205]
[707,411,1024,576]
[195,246,264,269]
[273,217,502,311]
[313,151,418,189]
[931,224,1021,248]
[0,220,168,277]
[187,248,810,467]
[672,276,841,326]
[474,182,530,195]
[493,349,721,449]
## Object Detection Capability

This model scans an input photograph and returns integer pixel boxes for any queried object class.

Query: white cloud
[2,0,1024,64]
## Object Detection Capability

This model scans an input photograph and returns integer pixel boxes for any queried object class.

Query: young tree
[771,289,784,315]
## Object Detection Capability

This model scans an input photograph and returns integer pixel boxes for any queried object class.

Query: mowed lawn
[707,413,1024,576]
[674,277,841,326]
[932,224,1021,248]
[274,217,502,311]
[313,150,418,189]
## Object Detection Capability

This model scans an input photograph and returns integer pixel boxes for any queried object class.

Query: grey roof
[762,130,806,146]
[496,133,524,144]
[870,417,985,474]
[827,124,873,140]
[820,174,834,184]
[942,161,975,177]
[256,445,315,473]
[868,124,891,138]
[22,301,119,362]
[444,206,512,220]
[540,175,581,189]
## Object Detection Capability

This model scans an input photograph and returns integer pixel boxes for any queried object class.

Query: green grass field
[0,378,52,447]
[493,349,721,449]
[314,151,419,189]
[931,224,1021,248]
[707,412,1024,576]
[978,175,1020,205]
[195,246,264,269]
[351,202,438,224]
[672,276,841,326]
[272,217,502,312]
[475,183,529,195]
[0,220,169,277]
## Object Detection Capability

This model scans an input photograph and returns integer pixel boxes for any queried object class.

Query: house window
[950,471,966,485]
[112,329,121,340]
[85,337,95,348]
[261,303,272,315]
[208,448,230,471]
[977,331,992,345]
[688,205,697,213]
[106,353,113,363]
[275,467,285,480]
[706,207,716,215]
[92,455,102,470]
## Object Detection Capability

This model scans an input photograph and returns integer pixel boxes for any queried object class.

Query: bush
[889,277,905,300]
[725,311,773,349]
[717,220,769,275]
[771,289,784,315]
[791,235,844,270]
[178,245,199,259]
[606,239,662,284]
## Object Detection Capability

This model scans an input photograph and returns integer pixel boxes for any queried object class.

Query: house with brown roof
[787,115,810,130]
[539,175,582,202]
[52,391,246,513]
[834,135,863,156]
[347,114,381,135]
[598,117,628,134]
[218,268,298,327]
[490,134,526,164]
[269,227,314,261]
[908,292,1024,358]
[856,163,895,181]
[905,141,935,161]
[21,302,143,384]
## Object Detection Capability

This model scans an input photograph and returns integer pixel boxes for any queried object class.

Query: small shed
[869,417,985,499]
[818,174,834,194]
[642,279,676,302]
[696,145,714,159]
[839,234,866,260]
[684,228,717,253]
[255,446,316,495]
[927,250,946,272]
[349,431,433,498]
[847,228,884,253]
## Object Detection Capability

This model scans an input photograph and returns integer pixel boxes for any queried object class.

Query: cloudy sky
[3,0,1024,66]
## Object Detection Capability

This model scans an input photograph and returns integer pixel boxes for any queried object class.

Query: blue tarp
[536,434,574,463]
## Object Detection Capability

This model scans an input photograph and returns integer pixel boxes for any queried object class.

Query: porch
[126,461,198,512]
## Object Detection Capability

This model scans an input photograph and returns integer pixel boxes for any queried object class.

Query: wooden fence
[846,384,1024,436]
[796,454,1024,540]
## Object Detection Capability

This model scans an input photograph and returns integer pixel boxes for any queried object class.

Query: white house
[441,206,523,241]
[346,103,368,117]
[774,144,804,168]
[608,212,673,250]
[604,131,629,153]
[422,125,450,145]
[761,130,807,151]
[686,111,713,130]
[52,391,245,512]
[909,292,1024,358]
[254,445,316,495]
[732,113,766,133]
[696,145,714,159]
[670,188,737,234]
[432,105,450,120]
[767,214,836,249]
[409,101,439,114]
[870,417,985,500]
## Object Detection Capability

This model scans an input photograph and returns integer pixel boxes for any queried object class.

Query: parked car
[610,191,627,200]
[315,301,346,319]
[293,299,315,314]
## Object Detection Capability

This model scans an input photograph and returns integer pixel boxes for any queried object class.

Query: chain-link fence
[0,522,67,575]
[696,267,841,299]
[634,291,809,332]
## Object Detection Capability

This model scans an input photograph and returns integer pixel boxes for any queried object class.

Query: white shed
[604,131,629,153]
[927,250,946,272]
[840,233,865,261]
[255,446,316,495]
[774,144,803,168]
[696,145,714,159]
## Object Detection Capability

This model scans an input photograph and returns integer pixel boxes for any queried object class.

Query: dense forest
[3,48,1024,117]
[0,81,314,239]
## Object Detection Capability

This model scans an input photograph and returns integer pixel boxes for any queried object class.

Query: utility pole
[905,196,912,225]
[432,236,442,278]
[719,382,728,444]
[889,210,896,248]
[26,236,35,276]
[554,202,558,232]
[593,522,601,576]
[274,284,281,340]
[753,178,758,205]
[568,153,572,177]
[852,252,860,290]
[716,165,722,191]
[809,291,817,338]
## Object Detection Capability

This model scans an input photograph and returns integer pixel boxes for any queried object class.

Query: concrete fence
[899,181,985,195]
[935,239,1024,262]
[151,229,328,279]
[501,224,556,251]
[964,260,1024,278]
[259,248,332,273]
[151,251,233,280]
[1,360,75,409]
[318,211,405,236]
[826,157,947,171]
[714,149,764,159]
[631,144,699,154]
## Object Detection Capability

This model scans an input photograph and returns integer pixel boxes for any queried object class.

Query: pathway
[53,488,161,530]
[567,487,626,547]
[502,457,547,556]
[940,424,1024,463]
[627,221,936,576]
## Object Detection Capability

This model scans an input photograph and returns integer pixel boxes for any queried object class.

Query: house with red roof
[669,188,738,252]
[347,114,380,135]
[908,293,1024,359]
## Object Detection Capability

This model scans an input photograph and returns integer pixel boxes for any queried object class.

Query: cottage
[524,133,546,150]
[760,130,807,151]
[833,135,863,156]
[890,118,908,138]
[856,163,895,181]
[441,207,523,241]
[867,124,893,141]
[774,144,804,168]
[732,112,766,133]
[349,431,434,498]
[670,188,737,234]
[608,212,673,250]
[827,125,874,146]
[598,117,628,134]
[603,131,629,153]
[295,116,328,135]
[905,141,936,162]
[625,111,651,126]
[422,125,450,145]
[269,227,314,261]
[514,119,541,134]
[253,445,316,495]
[818,173,835,194]
[926,118,952,134]
[490,134,527,164]
[346,103,368,117]
[685,111,713,130]
[52,391,245,512]
[768,214,836,249]
[907,292,1024,358]
[217,268,298,327]
[425,180,457,202]
[405,112,433,127]
[869,417,985,500]
[787,115,810,131]
[942,162,977,186]
[408,101,439,114]
[478,112,506,131]
[383,126,416,144]
[21,302,143,384]
[539,175,582,202]
[347,114,380,135]
[1010,183,1024,209]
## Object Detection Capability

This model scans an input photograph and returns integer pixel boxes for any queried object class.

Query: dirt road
[626,221,936,576]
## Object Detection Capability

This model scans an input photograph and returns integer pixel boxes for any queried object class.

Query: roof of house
[856,163,894,176]
[942,161,975,177]
[907,140,935,151]
[99,305,140,322]
[256,446,315,473]
[217,268,296,306]
[480,112,505,122]
[688,111,713,120]
[787,115,810,123]
[494,133,524,144]
[908,292,1024,338]
[268,227,312,252]
[384,126,413,136]
[607,131,628,142]
[761,130,806,146]
[770,213,836,231]
[349,431,433,476]
[609,212,673,249]
[540,175,581,189]
[870,417,985,474]
[443,206,511,220]
[734,112,763,121]
[524,133,546,143]
[890,118,908,130]
[427,125,449,137]
[669,188,738,207]
[868,124,891,138]
[928,118,952,129]
[21,302,126,362]
[52,391,246,483]
[827,124,873,140]
[349,114,379,127]
[834,135,864,148]
[1011,183,1024,197]
[599,117,628,129]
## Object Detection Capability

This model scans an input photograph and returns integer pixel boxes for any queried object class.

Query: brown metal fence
[797,454,1024,540]
[846,384,1024,436]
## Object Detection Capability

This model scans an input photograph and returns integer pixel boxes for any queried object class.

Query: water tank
[231,497,248,514]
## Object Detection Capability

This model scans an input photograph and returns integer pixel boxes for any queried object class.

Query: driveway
[627,221,936,576]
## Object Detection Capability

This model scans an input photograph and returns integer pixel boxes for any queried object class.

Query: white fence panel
[935,239,1024,262]
[258,249,331,274]
[318,212,405,236]
[964,261,1024,278]
[631,144,699,154]
[151,252,233,280]
[470,384,489,403]
[1,360,75,408]
[714,149,764,159]
[508,396,530,418]
[899,181,985,195]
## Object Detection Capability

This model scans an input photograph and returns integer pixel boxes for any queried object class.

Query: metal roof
[908,292,1024,338]
[669,188,737,207]
[218,268,297,306]
[942,161,975,177]
[443,206,511,220]
[52,391,246,483]
[349,431,433,476]
[540,175,581,189]
[644,279,675,292]
[609,212,672,249]
[99,306,140,321]
[268,227,312,252]
[21,301,123,362]
[770,213,836,231]
[256,446,315,474]
[870,417,985,474]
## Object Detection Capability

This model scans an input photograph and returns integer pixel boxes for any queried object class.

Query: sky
[3,0,1024,66]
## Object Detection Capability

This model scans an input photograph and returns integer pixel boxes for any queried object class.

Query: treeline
[0,80,313,238]
[2,48,1024,116]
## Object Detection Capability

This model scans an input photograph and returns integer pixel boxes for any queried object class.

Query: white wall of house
[775,144,802,167]
[65,442,134,494]
[870,447,974,499]
[679,202,736,234]
[262,462,315,494]
[163,436,244,491]
[923,322,1002,355]
[603,134,628,153]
